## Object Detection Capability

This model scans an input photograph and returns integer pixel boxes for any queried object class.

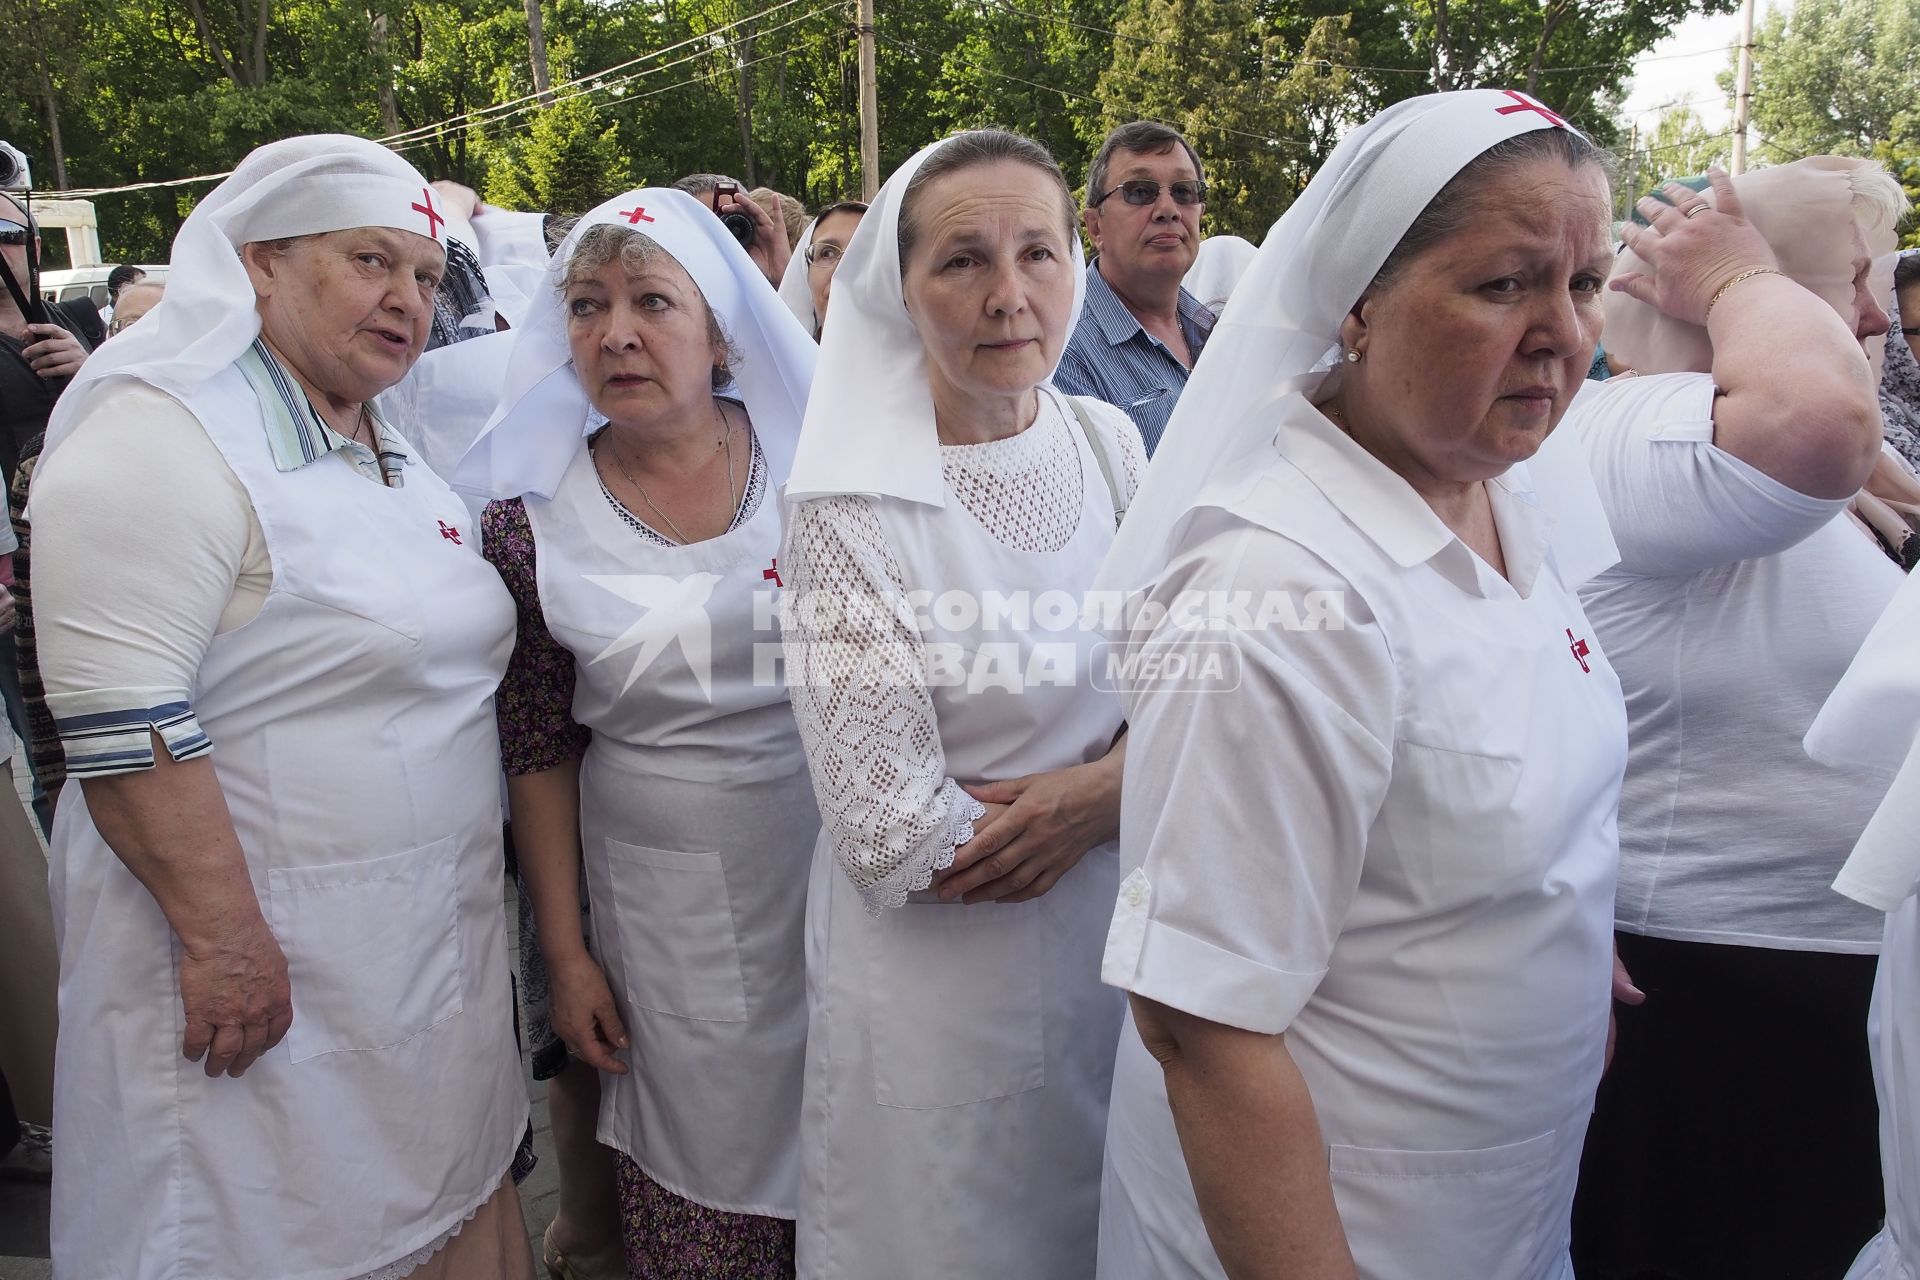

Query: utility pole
[1625,118,1639,219]
[857,0,879,199]
[1731,0,1756,174]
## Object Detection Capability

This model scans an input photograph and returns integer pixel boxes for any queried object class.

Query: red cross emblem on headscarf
[411,187,445,241]
[438,520,462,545]
[1495,90,1566,128]
[763,558,782,587]
[618,207,656,225]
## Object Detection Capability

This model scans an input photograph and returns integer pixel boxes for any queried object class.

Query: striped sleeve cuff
[50,686,212,778]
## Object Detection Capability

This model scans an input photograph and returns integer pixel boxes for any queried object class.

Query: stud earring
[1344,349,1361,364]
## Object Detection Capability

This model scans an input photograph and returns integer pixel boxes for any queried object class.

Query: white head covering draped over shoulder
[1182,234,1258,313]
[783,131,1088,506]
[1095,89,1620,596]
[452,186,817,502]
[777,216,818,332]
[1806,568,1920,910]
[42,133,446,463]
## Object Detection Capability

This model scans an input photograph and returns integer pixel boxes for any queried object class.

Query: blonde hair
[1838,157,1911,244]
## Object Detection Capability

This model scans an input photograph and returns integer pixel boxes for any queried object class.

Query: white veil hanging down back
[1095,89,1621,597]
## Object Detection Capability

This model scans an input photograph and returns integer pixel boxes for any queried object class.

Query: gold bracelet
[1704,267,1784,322]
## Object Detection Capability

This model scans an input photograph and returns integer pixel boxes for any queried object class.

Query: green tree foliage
[1405,0,1739,142]
[1620,105,1734,208]
[1093,0,1355,238]
[0,0,1724,261]
[484,94,630,214]
[1745,0,1920,160]
[1738,0,1920,242]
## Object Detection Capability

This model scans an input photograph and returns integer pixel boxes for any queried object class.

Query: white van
[37,264,169,312]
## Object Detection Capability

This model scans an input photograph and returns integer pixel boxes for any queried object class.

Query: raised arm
[1612,169,1884,500]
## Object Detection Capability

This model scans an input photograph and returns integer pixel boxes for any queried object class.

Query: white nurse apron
[49,363,525,1280]
[1846,894,1920,1280]
[526,438,815,1216]
[1098,463,1626,1280]
[795,393,1128,1280]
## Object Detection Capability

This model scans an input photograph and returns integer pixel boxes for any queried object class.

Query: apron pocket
[267,835,465,1064]
[1327,1130,1558,1280]
[602,840,750,1023]
[867,902,1046,1109]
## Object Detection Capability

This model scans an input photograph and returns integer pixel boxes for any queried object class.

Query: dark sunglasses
[0,220,29,246]
[1091,180,1206,208]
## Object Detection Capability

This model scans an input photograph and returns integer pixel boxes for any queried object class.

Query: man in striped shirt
[1054,121,1214,456]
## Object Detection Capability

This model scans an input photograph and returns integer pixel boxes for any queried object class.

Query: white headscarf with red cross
[42,133,443,462]
[1093,88,1620,597]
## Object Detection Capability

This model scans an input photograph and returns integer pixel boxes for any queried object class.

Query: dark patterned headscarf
[426,235,497,351]
[1880,248,1920,472]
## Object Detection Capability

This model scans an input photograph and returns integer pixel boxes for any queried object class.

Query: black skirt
[1571,931,1884,1280]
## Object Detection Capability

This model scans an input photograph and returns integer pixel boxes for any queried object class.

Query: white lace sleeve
[782,494,985,913]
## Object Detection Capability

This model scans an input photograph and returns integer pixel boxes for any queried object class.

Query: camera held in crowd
[0,141,32,192]
[709,180,757,251]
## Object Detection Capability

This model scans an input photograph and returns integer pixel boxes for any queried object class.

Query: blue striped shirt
[1053,257,1213,456]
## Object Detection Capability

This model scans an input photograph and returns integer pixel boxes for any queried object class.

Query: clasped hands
[931,749,1124,906]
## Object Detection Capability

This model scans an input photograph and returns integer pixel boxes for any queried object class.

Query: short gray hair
[1086,121,1203,209]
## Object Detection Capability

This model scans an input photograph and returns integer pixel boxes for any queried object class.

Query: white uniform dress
[524,435,816,1216]
[1099,401,1628,1280]
[783,392,1142,1280]
[43,358,525,1280]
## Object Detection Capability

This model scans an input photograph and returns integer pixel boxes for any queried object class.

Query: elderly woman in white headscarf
[28,136,532,1279]
[778,128,1143,1278]
[1094,90,1636,1279]
[455,187,819,1280]
[1568,156,1904,1280]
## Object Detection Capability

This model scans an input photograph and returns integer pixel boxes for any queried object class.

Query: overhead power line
[53,0,837,199]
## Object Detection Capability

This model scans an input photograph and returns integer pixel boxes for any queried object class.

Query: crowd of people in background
[2,85,1919,1280]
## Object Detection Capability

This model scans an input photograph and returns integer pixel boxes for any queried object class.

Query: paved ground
[0,763,564,1277]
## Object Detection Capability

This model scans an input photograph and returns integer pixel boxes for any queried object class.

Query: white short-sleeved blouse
[1100,401,1628,1280]
[1571,371,1902,952]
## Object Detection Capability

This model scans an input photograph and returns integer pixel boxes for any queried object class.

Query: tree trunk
[1429,0,1451,91]
[523,0,553,104]
[251,0,271,84]
[21,0,67,187]
[182,0,247,85]
[371,11,400,134]
[35,64,67,188]
[1522,0,1571,96]
[735,20,758,187]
